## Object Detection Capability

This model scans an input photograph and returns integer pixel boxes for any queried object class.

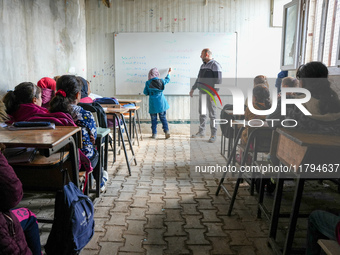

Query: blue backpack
[94,97,119,105]
[45,174,94,255]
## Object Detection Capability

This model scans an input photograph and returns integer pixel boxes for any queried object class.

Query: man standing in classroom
[189,48,222,143]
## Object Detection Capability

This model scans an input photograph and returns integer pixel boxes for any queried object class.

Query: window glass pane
[330,2,340,65]
[322,0,335,65]
[312,0,324,61]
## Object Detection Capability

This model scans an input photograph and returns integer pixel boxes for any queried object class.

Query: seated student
[254,75,269,88]
[3,82,47,121]
[237,85,271,164]
[245,75,270,107]
[78,76,94,104]
[267,76,299,126]
[241,85,271,145]
[2,82,75,126]
[53,76,60,82]
[49,75,106,190]
[0,101,42,255]
[275,70,288,93]
[306,210,340,255]
[287,61,340,134]
[37,77,56,108]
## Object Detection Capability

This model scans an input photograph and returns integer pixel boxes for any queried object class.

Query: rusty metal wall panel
[86,0,281,120]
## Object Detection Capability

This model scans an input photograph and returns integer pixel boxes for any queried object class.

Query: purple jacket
[8,103,76,127]
[0,152,32,254]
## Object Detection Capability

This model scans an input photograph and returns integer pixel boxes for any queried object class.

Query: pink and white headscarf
[148,68,160,80]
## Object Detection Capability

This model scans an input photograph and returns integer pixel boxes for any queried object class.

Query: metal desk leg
[283,177,305,255]
[133,112,139,146]
[136,108,143,141]
[114,113,131,175]
[268,171,285,250]
[121,114,137,166]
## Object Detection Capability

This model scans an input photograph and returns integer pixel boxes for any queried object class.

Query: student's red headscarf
[37,77,56,90]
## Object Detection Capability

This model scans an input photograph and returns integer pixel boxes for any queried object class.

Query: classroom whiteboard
[114,32,237,95]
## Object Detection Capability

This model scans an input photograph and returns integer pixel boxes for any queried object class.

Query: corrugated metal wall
[86,0,283,120]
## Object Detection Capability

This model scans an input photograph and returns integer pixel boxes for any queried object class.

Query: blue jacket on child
[143,74,170,114]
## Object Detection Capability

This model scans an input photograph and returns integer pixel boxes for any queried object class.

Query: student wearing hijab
[78,77,93,103]
[143,67,172,139]
[37,77,56,108]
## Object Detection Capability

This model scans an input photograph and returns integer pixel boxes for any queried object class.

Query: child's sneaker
[151,133,157,139]
[165,131,170,139]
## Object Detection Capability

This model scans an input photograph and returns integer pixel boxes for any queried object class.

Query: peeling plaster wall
[0,0,86,95]
[85,0,283,120]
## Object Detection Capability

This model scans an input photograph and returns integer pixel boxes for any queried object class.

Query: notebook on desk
[4,147,37,164]
[7,122,56,130]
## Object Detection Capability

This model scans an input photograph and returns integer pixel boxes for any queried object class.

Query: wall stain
[49,0,58,21]
[59,27,73,54]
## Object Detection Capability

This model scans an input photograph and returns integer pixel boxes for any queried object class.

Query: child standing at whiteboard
[143,67,172,139]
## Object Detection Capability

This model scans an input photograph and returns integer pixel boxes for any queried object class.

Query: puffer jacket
[286,96,340,135]
[0,152,32,255]
[143,75,170,114]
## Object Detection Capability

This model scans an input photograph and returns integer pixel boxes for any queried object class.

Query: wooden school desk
[105,107,137,175]
[121,105,141,146]
[268,128,340,255]
[118,98,143,143]
[0,126,82,187]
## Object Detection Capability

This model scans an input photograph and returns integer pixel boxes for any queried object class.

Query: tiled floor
[20,135,340,254]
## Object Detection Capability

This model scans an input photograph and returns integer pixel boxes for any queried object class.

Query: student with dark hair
[3,82,46,119]
[50,75,98,165]
[288,61,340,134]
[267,77,299,126]
[49,75,106,189]
[37,77,56,108]
[2,82,75,126]
[0,101,42,255]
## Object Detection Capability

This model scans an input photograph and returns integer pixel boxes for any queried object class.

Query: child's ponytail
[49,75,81,114]
[3,82,40,115]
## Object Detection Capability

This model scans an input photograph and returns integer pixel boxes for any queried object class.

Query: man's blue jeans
[306,210,340,255]
[150,111,169,134]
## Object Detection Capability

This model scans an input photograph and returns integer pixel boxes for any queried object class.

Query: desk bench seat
[318,239,340,255]
[12,151,69,166]
[11,151,75,191]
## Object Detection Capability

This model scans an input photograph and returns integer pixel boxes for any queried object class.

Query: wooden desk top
[118,99,142,104]
[0,126,81,149]
[277,128,340,148]
[105,108,129,114]
[124,106,140,111]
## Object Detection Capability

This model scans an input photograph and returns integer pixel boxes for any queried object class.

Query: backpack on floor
[45,172,95,255]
